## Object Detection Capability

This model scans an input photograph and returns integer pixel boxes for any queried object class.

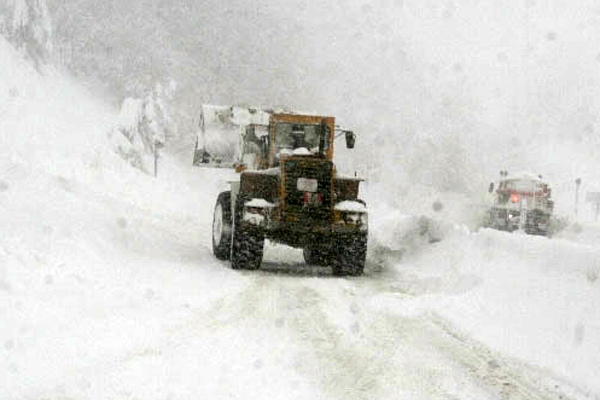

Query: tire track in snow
[425,313,598,400]
[193,273,488,399]
[33,260,595,400]
[223,272,596,400]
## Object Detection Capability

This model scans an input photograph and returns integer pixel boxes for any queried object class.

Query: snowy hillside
[1,35,600,400]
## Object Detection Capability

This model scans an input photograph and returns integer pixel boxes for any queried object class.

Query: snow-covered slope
[0,36,229,398]
[1,35,599,400]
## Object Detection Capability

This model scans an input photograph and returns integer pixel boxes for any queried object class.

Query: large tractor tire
[332,233,367,277]
[212,191,232,260]
[231,198,264,270]
[303,245,333,266]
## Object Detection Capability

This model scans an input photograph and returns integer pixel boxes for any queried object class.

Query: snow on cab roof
[200,104,319,127]
[503,171,546,182]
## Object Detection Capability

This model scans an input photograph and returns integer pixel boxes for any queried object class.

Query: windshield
[274,122,328,158]
[501,179,544,193]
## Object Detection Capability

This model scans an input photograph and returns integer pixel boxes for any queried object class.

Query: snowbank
[0,36,230,399]
[377,226,600,394]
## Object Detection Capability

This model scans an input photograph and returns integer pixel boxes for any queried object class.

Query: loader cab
[268,114,336,167]
[273,123,329,163]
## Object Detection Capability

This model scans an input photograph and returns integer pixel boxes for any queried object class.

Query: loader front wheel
[212,192,232,260]
[231,199,264,270]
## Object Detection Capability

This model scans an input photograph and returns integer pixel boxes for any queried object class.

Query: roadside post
[575,178,582,219]
[586,192,600,222]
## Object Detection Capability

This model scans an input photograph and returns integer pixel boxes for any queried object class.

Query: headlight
[343,213,360,224]
[243,206,271,226]
[246,206,268,216]
[342,212,368,227]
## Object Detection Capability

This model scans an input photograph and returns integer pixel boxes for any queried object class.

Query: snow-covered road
[158,261,591,400]
[2,159,596,399]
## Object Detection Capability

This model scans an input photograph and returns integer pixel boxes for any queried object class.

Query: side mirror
[319,122,329,155]
[488,182,494,193]
[345,131,355,149]
[260,135,269,159]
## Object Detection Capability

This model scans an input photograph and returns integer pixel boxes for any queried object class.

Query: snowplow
[487,171,554,236]
[194,105,368,275]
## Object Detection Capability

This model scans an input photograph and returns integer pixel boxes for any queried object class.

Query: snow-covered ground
[1,37,599,399]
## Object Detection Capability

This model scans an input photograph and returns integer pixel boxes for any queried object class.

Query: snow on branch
[109,82,176,174]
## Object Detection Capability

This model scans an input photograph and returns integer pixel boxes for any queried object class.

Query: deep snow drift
[1,37,599,399]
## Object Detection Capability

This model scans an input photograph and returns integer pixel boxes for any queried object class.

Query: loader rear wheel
[332,233,367,277]
[303,246,332,266]
[231,198,264,270]
[212,192,232,260]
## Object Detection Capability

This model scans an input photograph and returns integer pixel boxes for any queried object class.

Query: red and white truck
[487,172,554,236]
